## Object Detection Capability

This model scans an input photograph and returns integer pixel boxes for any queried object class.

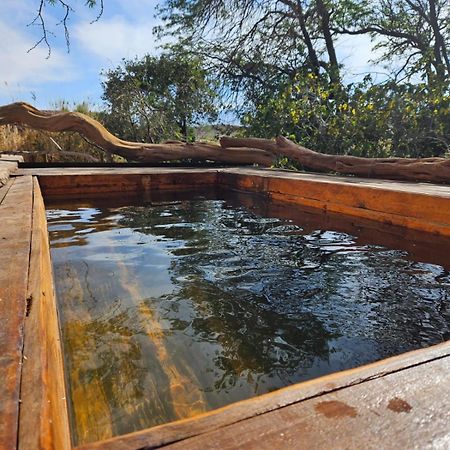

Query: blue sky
[0,0,384,111]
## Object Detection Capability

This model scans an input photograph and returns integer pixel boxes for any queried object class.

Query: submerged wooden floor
[1,166,450,449]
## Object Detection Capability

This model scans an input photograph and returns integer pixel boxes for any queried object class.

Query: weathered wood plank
[76,341,450,450]
[218,169,450,237]
[162,354,450,450]
[0,176,33,449]
[35,171,218,199]
[0,179,13,206]
[18,178,71,450]
[0,160,18,187]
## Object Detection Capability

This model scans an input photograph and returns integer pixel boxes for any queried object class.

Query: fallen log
[0,103,274,166]
[220,136,450,184]
[1,102,449,183]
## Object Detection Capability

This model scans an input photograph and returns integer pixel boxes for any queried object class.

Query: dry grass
[0,125,109,162]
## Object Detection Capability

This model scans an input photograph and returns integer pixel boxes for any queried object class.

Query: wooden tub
[1,166,449,449]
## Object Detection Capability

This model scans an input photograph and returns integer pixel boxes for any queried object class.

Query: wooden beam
[0,176,33,449]
[161,352,450,450]
[76,341,450,450]
[18,178,71,450]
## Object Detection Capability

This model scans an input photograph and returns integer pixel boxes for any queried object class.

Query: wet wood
[58,262,114,445]
[58,226,207,445]
[77,340,450,450]
[162,353,450,450]
[0,176,33,449]
[34,169,219,199]
[18,179,71,450]
[226,190,450,269]
[218,168,450,237]
[115,258,207,423]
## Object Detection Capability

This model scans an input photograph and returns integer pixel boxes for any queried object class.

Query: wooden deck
[1,166,449,449]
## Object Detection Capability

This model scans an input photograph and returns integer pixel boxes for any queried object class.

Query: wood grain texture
[163,355,450,450]
[0,103,274,166]
[0,160,18,187]
[18,179,71,450]
[217,168,450,237]
[76,341,450,450]
[221,136,450,184]
[36,170,218,199]
[1,167,447,449]
[3,102,450,183]
[0,176,33,450]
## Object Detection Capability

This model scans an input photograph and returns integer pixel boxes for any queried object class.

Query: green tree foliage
[243,73,450,157]
[102,51,219,143]
[335,0,450,83]
[156,0,342,89]
[157,0,450,157]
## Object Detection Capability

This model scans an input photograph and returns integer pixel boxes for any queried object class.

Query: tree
[156,0,343,93]
[101,51,219,143]
[157,0,449,158]
[335,0,450,83]
[29,0,103,56]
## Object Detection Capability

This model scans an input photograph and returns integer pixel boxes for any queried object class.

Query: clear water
[47,194,450,445]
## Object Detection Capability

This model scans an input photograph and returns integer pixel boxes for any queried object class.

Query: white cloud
[0,19,77,99]
[74,16,163,66]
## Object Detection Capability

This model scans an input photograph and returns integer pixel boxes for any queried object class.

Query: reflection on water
[47,195,450,445]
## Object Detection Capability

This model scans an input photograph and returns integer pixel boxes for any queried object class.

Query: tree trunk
[0,102,274,165]
[1,102,450,184]
[220,136,450,184]
[316,0,340,84]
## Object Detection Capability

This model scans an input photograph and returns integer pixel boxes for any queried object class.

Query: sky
[0,0,385,111]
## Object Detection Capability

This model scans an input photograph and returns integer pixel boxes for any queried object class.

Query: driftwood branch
[221,136,450,184]
[1,102,449,183]
[0,103,274,166]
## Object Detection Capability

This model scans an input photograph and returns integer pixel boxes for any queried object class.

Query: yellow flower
[366,103,374,111]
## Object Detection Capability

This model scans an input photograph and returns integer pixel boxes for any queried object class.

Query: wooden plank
[0,176,33,449]
[162,354,450,450]
[76,340,450,450]
[0,160,18,187]
[36,171,218,199]
[220,168,450,197]
[18,178,71,450]
[224,190,450,269]
[18,167,220,177]
[218,169,450,236]
[0,179,14,206]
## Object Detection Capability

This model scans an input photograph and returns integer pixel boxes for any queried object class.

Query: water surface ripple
[47,197,450,445]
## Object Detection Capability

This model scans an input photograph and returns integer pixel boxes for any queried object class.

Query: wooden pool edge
[18,179,71,450]
[23,166,450,237]
[1,167,449,449]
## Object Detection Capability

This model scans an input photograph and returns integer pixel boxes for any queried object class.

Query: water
[46,193,450,445]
